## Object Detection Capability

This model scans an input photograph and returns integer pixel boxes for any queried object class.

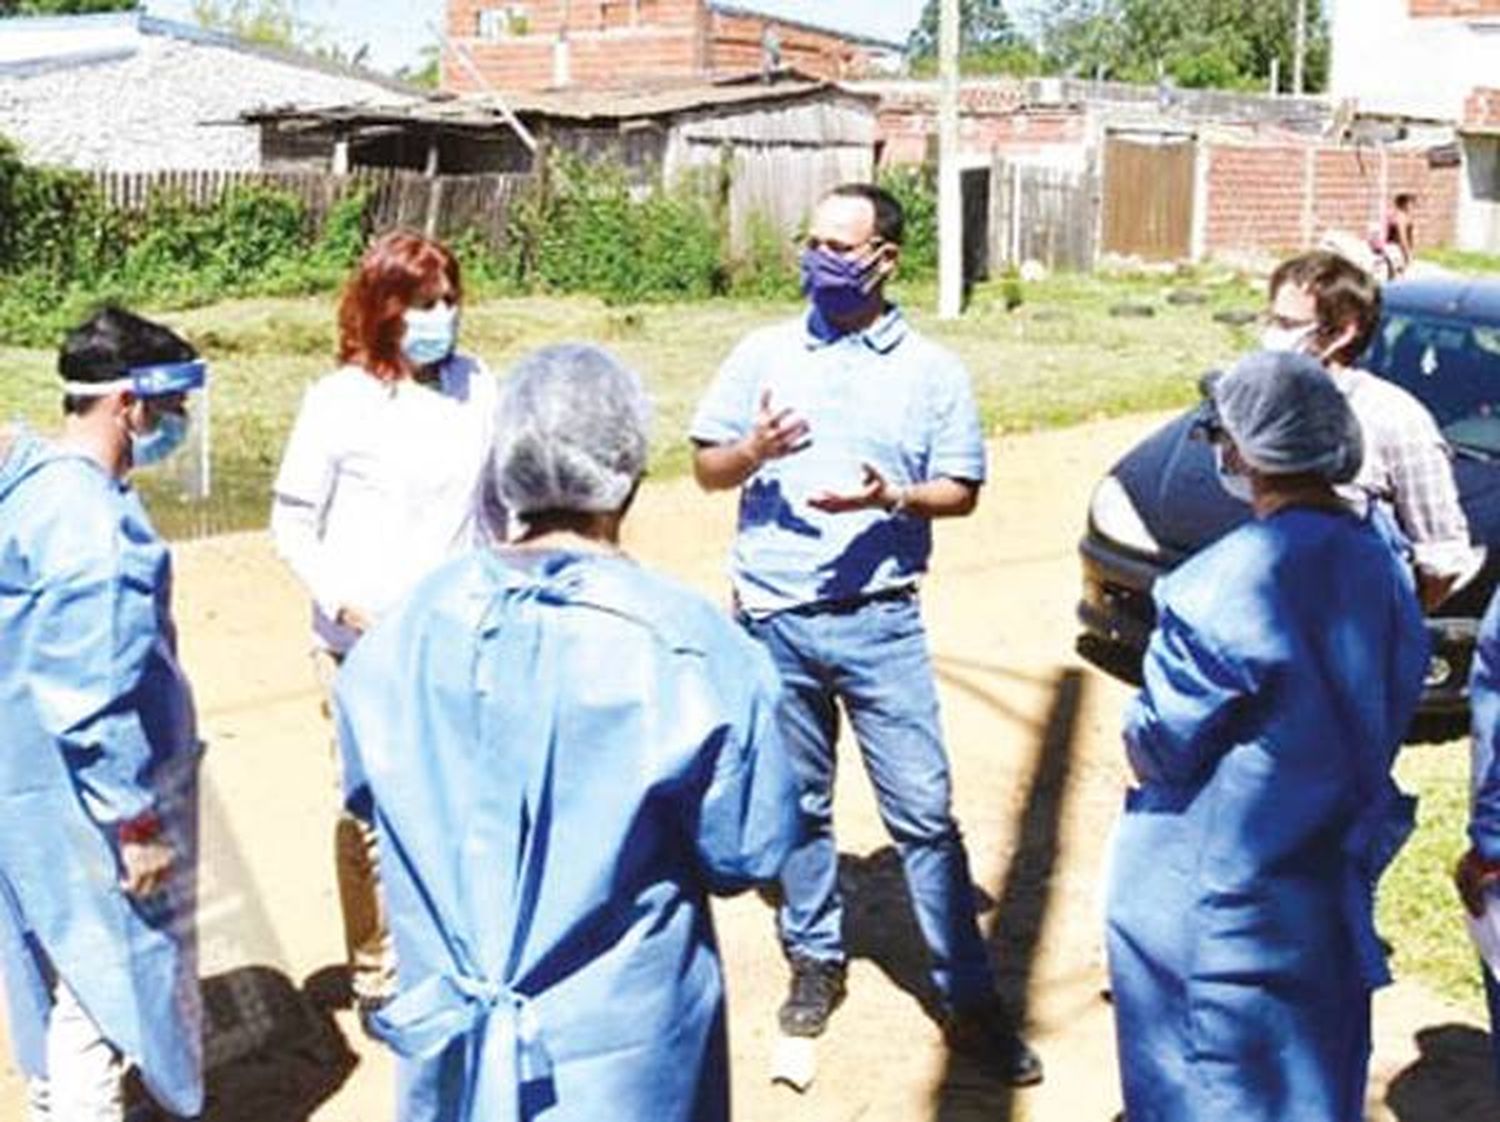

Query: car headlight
[1089,475,1162,555]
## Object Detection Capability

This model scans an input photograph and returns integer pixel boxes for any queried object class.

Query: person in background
[1263,250,1478,608]
[0,306,207,1120]
[335,343,797,1120]
[1380,193,1418,278]
[270,230,499,1021]
[1108,350,1429,1121]
[1454,589,1500,1089]
[689,182,1042,1085]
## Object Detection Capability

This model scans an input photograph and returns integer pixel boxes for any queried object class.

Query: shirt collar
[804,304,909,354]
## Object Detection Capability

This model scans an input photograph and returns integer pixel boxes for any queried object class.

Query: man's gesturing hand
[746,389,811,468]
[808,462,904,514]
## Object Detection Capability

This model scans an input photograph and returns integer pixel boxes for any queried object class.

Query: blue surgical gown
[334,547,798,1122]
[0,431,202,1115]
[1107,506,1427,1122]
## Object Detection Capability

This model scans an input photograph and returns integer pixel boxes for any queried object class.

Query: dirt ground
[3,412,1498,1121]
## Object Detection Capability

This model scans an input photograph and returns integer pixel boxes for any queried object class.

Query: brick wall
[443,28,701,92]
[876,104,1086,167]
[1202,141,1459,256]
[1203,144,1310,253]
[444,0,704,90]
[1409,0,1500,15]
[707,11,879,80]
[447,0,700,39]
[1467,87,1500,129]
[443,0,884,90]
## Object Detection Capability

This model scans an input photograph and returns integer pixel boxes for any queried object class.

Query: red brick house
[442,1,903,93]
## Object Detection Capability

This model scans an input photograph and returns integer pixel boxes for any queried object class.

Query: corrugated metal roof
[500,72,878,120]
[0,10,414,94]
[241,72,876,130]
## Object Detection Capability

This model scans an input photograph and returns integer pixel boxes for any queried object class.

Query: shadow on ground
[1385,1024,1500,1121]
[130,965,358,1121]
[937,666,1085,1122]
[797,665,1084,1120]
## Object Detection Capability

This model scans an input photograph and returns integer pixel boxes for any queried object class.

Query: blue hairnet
[492,343,652,515]
[1203,350,1363,483]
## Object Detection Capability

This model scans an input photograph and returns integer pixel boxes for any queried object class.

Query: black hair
[1394,192,1417,209]
[828,183,905,246]
[1268,251,1382,367]
[59,305,197,416]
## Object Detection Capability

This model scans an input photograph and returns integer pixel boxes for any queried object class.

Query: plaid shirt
[1331,365,1481,583]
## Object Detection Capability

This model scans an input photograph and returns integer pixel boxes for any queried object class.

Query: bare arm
[808,463,980,519]
[692,389,810,492]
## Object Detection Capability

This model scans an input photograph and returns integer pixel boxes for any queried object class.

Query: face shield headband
[60,359,208,398]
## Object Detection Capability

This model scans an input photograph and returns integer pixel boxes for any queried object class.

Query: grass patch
[1425,248,1500,277]
[1379,741,1486,1016]
[0,268,1265,538]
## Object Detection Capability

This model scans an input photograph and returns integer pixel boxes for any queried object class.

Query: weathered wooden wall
[988,157,1098,273]
[87,168,533,250]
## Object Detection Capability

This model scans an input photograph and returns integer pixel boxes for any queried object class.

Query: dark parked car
[1077,276,1500,722]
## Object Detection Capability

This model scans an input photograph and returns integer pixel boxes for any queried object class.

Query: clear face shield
[65,359,212,500]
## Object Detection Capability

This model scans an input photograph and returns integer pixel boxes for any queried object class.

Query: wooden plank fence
[86,168,534,252]
[988,157,1099,274]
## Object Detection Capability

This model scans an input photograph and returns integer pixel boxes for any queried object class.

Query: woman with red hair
[270,230,500,1021]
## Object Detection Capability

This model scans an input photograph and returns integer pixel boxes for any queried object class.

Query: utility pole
[938,0,962,319]
[1292,0,1307,96]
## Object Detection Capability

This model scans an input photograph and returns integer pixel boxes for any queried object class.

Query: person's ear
[1318,321,1359,365]
[115,390,143,432]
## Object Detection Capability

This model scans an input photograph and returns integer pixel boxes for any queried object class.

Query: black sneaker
[943,999,1044,1087]
[778,956,847,1037]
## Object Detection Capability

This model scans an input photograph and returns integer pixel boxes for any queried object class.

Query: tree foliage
[395,44,440,90]
[189,0,301,49]
[906,0,1042,77]
[1036,0,1330,93]
[908,0,1021,57]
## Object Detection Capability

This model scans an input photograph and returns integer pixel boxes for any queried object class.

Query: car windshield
[1365,309,1500,458]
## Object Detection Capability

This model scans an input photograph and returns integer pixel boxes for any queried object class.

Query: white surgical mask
[1259,323,1317,354]
[401,303,458,367]
[1214,445,1254,504]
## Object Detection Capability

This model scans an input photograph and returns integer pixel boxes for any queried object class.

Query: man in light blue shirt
[690,183,1042,1086]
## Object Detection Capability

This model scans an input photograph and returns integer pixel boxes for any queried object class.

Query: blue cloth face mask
[132,411,188,467]
[800,246,883,320]
[402,303,459,367]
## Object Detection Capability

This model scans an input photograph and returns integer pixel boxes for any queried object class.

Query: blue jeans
[741,594,996,1010]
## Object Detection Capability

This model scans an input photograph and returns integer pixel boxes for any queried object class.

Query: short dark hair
[1268,251,1382,367]
[1394,192,1417,209]
[59,305,197,415]
[828,183,905,246]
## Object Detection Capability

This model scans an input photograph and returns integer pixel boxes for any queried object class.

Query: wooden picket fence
[87,167,534,251]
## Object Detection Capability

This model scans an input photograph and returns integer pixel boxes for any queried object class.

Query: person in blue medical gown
[1457,594,1500,1088]
[0,307,207,1121]
[335,343,798,1121]
[1107,350,1429,1122]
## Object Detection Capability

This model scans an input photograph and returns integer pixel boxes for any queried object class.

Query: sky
[141,1,934,75]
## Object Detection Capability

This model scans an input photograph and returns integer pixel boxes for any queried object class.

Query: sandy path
[2,413,1496,1120]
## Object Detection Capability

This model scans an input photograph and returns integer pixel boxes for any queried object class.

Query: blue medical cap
[492,344,651,516]
[1201,351,1363,483]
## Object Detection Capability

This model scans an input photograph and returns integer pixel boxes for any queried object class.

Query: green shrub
[0,133,947,347]
[728,211,799,301]
[879,164,938,279]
